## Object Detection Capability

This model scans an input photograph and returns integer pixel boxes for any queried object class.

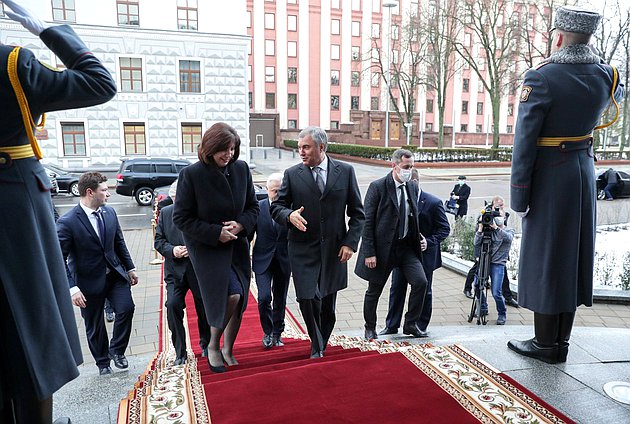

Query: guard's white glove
[515,207,529,218]
[4,0,50,36]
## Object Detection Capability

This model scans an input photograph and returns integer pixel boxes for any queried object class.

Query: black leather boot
[556,311,575,362]
[507,313,561,364]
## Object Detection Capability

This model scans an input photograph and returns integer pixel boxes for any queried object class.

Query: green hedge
[283,139,512,162]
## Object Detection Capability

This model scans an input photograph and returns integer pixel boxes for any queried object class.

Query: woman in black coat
[173,123,259,372]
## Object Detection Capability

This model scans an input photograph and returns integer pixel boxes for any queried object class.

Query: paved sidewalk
[53,150,630,423]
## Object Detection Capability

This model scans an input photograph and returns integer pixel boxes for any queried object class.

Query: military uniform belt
[0,144,36,165]
[536,134,593,148]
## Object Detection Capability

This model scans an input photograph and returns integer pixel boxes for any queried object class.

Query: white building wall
[1,0,248,166]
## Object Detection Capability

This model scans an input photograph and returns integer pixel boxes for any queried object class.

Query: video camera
[478,202,501,230]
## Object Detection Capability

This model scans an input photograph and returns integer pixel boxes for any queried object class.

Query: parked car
[596,169,630,200]
[44,164,82,196]
[116,158,191,206]
[47,169,59,196]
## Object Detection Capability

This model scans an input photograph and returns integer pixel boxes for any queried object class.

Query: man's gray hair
[267,172,283,185]
[168,179,178,198]
[299,126,328,151]
[392,148,413,164]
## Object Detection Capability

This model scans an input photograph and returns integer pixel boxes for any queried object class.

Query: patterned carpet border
[119,282,571,424]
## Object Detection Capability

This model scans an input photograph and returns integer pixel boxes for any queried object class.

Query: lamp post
[383,0,398,148]
[404,122,412,145]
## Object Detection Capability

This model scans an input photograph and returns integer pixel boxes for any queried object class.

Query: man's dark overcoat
[511,52,624,314]
[270,157,364,299]
[354,173,424,284]
[0,25,116,403]
[173,159,259,328]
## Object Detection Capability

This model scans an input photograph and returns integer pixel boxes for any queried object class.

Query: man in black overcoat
[0,1,116,422]
[271,126,365,358]
[355,150,429,340]
[449,176,471,219]
[155,180,211,365]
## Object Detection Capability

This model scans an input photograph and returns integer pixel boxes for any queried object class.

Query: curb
[441,252,630,305]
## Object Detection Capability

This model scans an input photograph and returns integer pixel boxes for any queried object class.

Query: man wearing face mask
[355,149,428,340]
[472,211,515,325]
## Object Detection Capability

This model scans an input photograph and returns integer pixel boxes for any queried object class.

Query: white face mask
[458,180,465,186]
[398,168,412,183]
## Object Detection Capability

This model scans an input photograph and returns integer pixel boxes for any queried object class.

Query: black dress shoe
[507,338,560,364]
[208,357,226,373]
[506,298,520,308]
[364,328,378,340]
[378,327,398,336]
[105,311,115,322]
[99,366,113,376]
[310,351,324,359]
[173,357,186,366]
[53,417,72,424]
[272,335,284,346]
[464,290,473,299]
[109,353,128,369]
[201,346,208,357]
[403,323,428,338]
[262,334,273,349]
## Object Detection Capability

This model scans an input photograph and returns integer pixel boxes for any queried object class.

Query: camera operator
[463,196,518,308]
[473,205,514,325]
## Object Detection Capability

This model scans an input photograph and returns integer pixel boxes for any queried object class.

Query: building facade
[1,0,249,167]
[246,0,552,148]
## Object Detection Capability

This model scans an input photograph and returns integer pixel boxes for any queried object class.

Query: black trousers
[166,268,211,359]
[363,240,427,331]
[464,261,514,301]
[385,266,434,331]
[298,291,337,356]
[81,272,135,368]
[255,258,291,337]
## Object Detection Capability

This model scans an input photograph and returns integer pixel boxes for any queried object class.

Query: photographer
[473,206,514,325]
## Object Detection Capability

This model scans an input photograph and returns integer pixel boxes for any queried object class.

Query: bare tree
[368,11,427,142]
[451,0,525,150]
[419,0,461,148]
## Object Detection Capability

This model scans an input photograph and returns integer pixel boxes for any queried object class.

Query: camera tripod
[468,229,492,325]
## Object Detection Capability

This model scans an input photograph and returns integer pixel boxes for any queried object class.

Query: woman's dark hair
[198,122,241,165]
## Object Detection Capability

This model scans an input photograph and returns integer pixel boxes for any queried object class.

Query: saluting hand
[289,206,308,232]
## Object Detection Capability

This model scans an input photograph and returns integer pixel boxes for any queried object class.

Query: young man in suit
[155,180,210,365]
[57,172,138,375]
[0,2,116,422]
[252,173,291,348]
[355,149,429,340]
[271,126,365,358]
[381,168,450,337]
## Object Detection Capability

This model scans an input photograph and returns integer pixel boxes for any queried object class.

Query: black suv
[116,158,191,206]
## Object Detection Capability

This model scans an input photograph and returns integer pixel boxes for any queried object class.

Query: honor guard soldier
[509,6,624,364]
[0,1,116,422]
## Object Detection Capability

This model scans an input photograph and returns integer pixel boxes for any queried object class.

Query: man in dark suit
[155,180,210,365]
[271,126,365,358]
[381,168,450,336]
[0,2,116,422]
[253,173,291,348]
[355,149,428,340]
[509,6,624,364]
[57,172,138,375]
[450,176,471,219]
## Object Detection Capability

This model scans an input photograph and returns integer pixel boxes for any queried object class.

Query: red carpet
[183,292,574,424]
